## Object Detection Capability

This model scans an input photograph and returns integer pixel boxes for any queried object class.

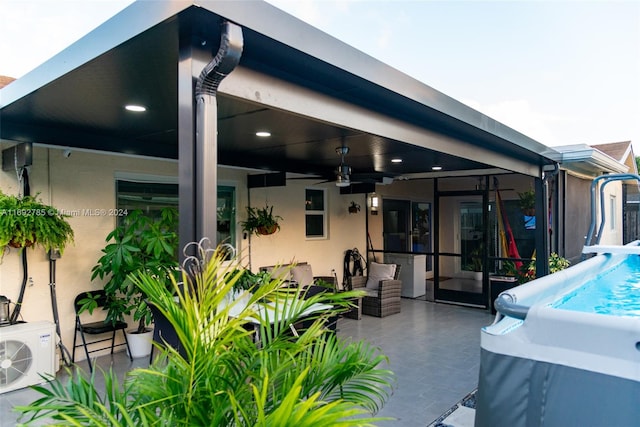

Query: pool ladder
[582,173,640,257]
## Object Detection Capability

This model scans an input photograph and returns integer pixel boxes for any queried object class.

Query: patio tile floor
[1,298,493,426]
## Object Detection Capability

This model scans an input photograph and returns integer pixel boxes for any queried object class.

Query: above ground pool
[475,247,640,427]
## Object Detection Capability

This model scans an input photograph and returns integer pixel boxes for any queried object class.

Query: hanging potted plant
[90,207,179,358]
[517,188,536,216]
[0,191,74,257]
[240,204,282,236]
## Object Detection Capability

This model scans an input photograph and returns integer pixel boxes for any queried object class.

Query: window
[610,195,616,230]
[116,179,178,221]
[115,175,236,246]
[305,188,326,238]
[217,186,236,245]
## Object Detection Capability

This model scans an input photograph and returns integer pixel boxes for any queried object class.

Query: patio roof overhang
[554,144,629,178]
[0,0,558,181]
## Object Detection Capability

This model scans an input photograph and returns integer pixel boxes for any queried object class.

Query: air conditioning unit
[0,321,56,394]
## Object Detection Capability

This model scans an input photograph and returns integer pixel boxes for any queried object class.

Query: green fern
[0,191,74,257]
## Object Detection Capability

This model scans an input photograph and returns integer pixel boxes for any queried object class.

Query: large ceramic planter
[126,328,153,358]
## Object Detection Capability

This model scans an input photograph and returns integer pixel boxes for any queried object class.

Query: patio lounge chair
[348,263,402,317]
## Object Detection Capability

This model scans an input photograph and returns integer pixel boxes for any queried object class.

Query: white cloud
[376,26,392,50]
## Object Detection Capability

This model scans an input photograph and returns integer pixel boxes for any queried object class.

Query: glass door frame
[433,178,489,308]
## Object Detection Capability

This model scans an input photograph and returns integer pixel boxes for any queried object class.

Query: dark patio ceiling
[0,1,558,181]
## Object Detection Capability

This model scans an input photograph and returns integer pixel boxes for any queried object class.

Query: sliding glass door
[435,189,488,307]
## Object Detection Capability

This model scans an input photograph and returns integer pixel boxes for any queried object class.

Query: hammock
[495,185,523,270]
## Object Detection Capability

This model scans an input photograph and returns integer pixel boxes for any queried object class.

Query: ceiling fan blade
[287,176,326,180]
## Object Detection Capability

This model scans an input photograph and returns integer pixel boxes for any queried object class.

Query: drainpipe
[194,21,243,243]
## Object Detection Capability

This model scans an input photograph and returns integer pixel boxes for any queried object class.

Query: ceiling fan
[334,144,351,187]
[286,139,390,187]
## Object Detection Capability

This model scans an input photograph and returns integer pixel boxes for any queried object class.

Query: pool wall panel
[475,349,640,427]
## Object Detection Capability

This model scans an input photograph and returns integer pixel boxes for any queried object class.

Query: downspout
[194,21,243,243]
[535,164,559,278]
[543,163,559,256]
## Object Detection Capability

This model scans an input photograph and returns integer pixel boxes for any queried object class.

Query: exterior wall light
[369,192,379,215]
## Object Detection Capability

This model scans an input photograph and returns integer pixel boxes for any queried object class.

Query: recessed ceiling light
[255,131,271,137]
[391,158,403,163]
[125,104,146,112]
[432,165,443,171]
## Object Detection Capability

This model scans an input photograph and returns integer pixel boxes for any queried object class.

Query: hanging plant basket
[522,208,535,217]
[0,192,74,257]
[241,205,282,237]
[8,236,35,249]
[256,224,278,235]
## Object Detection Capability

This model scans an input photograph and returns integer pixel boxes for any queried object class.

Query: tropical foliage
[0,191,74,257]
[516,188,536,214]
[17,242,395,426]
[511,252,571,284]
[90,208,179,333]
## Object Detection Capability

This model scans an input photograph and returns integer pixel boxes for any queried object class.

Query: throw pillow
[365,262,396,290]
[291,264,314,287]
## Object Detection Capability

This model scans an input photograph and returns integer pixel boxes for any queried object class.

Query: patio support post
[534,175,549,277]
[178,33,197,257]
[433,178,440,298]
[194,22,243,245]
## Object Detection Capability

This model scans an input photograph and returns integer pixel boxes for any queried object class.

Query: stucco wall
[1,144,179,363]
[1,143,368,364]
[242,182,367,281]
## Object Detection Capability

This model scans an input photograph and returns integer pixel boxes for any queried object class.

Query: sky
[1,0,639,153]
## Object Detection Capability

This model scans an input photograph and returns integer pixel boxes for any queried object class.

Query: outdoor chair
[260,262,336,289]
[72,290,132,372]
[348,263,402,317]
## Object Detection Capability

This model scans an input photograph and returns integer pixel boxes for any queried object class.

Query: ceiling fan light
[335,172,350,187]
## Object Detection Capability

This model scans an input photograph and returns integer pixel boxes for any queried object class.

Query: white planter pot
[126,329,153,358]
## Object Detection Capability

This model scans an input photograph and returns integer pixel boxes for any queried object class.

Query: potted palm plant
[90,207,179,358]
[240,204,283,236]
[0,191,74,257]
[517,188,536,216]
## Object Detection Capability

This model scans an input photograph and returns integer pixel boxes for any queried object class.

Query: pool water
[554,255,640,317]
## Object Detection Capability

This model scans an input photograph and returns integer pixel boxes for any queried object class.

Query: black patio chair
[72,290,132,372]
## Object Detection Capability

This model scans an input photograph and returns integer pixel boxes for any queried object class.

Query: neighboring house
[0,0,609,360]
[0,75,15,89]
[552,141,636,265]
[591,141,640,245]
